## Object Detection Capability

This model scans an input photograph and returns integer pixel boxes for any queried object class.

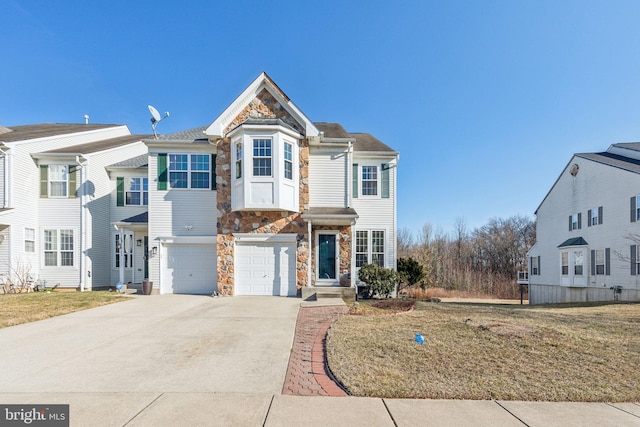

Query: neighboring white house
[1,73,398,296]
[0,124,148,290]
[528,142,640,304]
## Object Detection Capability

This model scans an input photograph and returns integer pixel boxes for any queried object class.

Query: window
[574,250,583,276]
[530,256,539,275]
[284,142,293,180]
[125,178,148,205]
[24,228,35,253]
[595,249,605,275]
[355,230,385,267]
[561,252,569,275]
[49,165,68,197]
[569,213,581,231]
[168,154,210,189]
[235,143,242,179]
[588,207,603,226]
[115,233,133,268]
[356,231,368,267]
[371,231,385,266]
[361,166,378,196]
[253,139,272,176]
[43,229,73,267]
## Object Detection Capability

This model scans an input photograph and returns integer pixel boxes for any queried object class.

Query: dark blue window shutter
[537,256,541,275]
[605,248,610,275]
[631,245,637,275]
[568,216,572,231]
[598,206,603,225]
[591,250,596,276]
[631,197,637,223]
[577,212,582,229]
[587,210,592,227]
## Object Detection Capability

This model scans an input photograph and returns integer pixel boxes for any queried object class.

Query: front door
[317,233,338,282]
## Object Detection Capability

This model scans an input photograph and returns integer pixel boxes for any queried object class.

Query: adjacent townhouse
[0,124,148,291]
[528,142,640,304]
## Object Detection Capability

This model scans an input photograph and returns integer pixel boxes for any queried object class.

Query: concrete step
[301,286,356,302]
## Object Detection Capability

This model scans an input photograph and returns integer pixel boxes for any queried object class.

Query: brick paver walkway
[282,305,349,396]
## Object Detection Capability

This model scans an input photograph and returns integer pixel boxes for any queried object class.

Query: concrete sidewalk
[0,393,638,426]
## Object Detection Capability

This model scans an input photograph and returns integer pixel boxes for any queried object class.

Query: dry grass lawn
[327,301,640,402]
[0,291,130,328]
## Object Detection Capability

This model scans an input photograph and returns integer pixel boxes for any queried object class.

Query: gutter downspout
[75,156,87,292]
[307,219,312,288]
[0,146,10,208]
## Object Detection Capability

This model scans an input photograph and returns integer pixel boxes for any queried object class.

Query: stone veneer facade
[214,89,310,295]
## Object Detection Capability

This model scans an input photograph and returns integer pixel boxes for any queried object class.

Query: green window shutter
[40,166,48,198]
[158,153,168,190]
[116,177,125,206]
[211,154,216,190]
[352,163,358,198]
[381,163,390,199]
[68,165,77,198]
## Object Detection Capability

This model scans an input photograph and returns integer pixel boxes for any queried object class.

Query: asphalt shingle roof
[0,124,120,143]
[108,154,148,169]
[42,134,151,155]
[313,122,396,153]
[576,152,640,175]
[157,126,208,142]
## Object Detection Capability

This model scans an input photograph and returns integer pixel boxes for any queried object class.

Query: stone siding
[224,88,304,135]
[214,105,310,294]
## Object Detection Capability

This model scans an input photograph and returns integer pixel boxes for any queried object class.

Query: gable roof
[313,122,396,153]
[206,72,319,138]
[0,124,120,143]
[535,151,640,215]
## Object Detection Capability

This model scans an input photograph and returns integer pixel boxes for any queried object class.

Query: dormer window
[253,139,272,177]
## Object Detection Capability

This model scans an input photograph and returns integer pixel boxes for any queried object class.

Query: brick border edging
[311,316,349,397]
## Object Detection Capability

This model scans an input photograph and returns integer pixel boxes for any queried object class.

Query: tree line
[398,215,535,299]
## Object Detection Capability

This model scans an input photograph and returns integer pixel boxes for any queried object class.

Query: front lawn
[326,301,640,402]
[0,291,130,328]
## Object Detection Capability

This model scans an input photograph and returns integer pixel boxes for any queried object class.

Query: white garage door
[235,243,296,296]
[164,244,217,294]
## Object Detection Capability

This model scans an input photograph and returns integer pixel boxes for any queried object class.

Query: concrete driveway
[0,295,300,394]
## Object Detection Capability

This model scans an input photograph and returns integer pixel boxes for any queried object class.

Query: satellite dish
[148,104,170,139]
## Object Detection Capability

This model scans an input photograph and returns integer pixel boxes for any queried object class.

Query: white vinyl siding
[308,149,348,208]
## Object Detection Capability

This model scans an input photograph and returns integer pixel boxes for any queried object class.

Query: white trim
[233,233,297,243]
[157,236,217,245]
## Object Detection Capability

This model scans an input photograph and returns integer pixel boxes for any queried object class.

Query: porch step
[301,287,356,302]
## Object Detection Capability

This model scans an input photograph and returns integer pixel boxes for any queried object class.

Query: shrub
[357,263,398,298]
[397,257,425,293]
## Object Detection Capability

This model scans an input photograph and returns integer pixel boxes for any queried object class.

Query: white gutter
[0,145,10,208]
[307,219,312,288]
[75,155,88,291]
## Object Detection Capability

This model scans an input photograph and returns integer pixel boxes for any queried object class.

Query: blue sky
[3,0,640,237]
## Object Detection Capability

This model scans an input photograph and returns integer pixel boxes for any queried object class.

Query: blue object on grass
[415,333,424,344]
[115,282,123,292]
